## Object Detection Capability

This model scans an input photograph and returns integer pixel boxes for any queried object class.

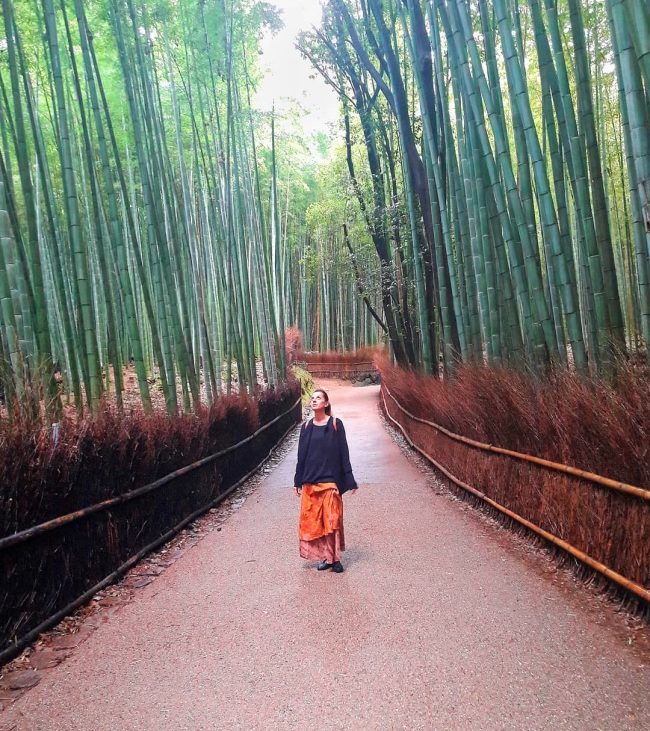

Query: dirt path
[2,382,649,730]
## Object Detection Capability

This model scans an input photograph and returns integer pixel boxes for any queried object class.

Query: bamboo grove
[1,0,649,421]
[0,0,295,418]
[294,228,383,352]
[294,172,384,352]
[300,0,650,375]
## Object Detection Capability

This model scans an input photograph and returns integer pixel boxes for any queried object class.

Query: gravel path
[2,382,649,730]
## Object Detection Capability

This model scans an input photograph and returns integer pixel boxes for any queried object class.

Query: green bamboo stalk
[608,0,650,354]
[493,0,587,370]
[42,0,101,407]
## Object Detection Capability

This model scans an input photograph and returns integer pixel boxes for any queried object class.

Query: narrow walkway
[3,383,649,730]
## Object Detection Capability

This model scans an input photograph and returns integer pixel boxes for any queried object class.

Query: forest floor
[1,380,649,730]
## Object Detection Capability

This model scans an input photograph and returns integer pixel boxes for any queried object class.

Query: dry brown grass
[298,346,384,364]
[378,355,650,488]
[296,347,385,380]
[0,380,299,537]
[379,356,650,594]
[0,379,301,656]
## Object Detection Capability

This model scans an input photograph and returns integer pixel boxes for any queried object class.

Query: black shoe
[331,561,344,573]
[317,560,332,571]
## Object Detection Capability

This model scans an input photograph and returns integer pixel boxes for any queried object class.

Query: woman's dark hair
[313,388,332,415]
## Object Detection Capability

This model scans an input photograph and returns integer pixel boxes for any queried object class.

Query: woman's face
[310,391,329,412]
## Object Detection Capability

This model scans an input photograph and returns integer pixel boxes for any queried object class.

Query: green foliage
[299,0,650,374]
[0,0,293,416]
[290,364,314,406]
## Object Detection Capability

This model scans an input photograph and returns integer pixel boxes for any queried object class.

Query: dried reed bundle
[379,356,650,598]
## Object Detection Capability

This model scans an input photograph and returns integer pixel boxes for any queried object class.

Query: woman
[293,389,357,573]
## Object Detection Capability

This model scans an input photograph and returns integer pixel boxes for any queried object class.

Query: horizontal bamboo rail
[382,384,650,502]
[304,361,376,368]
[380,387,650,605]
[0,417,299,666]
[303,360,379,381]
[0,396,301,550]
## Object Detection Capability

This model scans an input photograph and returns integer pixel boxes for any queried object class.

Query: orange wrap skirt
[298,482,345,563]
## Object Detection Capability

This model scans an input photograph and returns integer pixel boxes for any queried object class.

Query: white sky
[254,0,340,135]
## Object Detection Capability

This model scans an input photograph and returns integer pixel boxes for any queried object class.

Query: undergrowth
[378,355,649,488]
[298,346,383,364]
[291,365,315,406]
[378,355,650,595]
[0,379,299,537]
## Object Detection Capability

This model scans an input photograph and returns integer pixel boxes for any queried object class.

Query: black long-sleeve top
[293,416,357,495]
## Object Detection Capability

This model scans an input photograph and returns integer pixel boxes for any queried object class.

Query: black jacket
[293,417,357,495]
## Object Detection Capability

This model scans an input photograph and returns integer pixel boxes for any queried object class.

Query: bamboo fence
[300,357,379,380]
[0,396,301,665]
[381,383,650,606]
